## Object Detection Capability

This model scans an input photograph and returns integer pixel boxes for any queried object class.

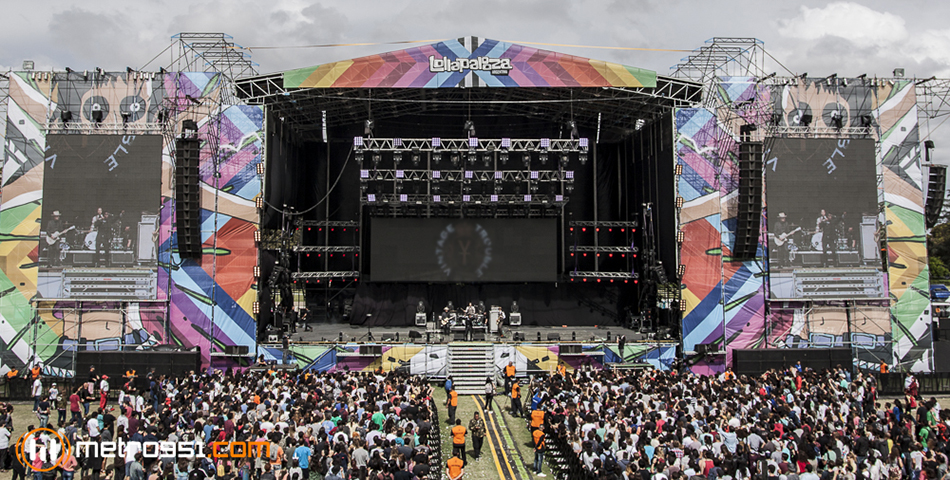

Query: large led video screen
[371,218,557,282]
[765,138,885,299]
[38,135,162,299]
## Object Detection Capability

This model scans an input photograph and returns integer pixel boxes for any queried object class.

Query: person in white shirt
[29,378,46,414]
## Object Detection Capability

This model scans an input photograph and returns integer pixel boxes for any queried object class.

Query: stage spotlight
[539,151,548,165]
[831,114,843,130]
[467,151,477,164]
[157,109,168,124]
[182,119,199,133]
[499,151,509,165]
[355,151,364,164]
[411,147,421,166]
[578,152,588,165]
[393,150,403,166]
[121,112,132,124]
[800,114,813,127]
[464,120,476,138]
[255,197,264,209]
[560,152,570,167]
[450,149,460,166]
[372,151,381,166]
[523,152,532,168]
[60,110,72,123]
[432,151,442,163]
[364,119,374,137]
[91,109,104,124]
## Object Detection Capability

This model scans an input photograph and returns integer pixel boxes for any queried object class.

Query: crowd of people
[0,365,442,480]
[523,364,950,480]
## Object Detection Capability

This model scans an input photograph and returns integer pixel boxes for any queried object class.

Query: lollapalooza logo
[16,428,270,472]
[428,55,513,75]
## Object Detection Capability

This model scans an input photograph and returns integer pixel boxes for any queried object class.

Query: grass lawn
[431,385,551,479]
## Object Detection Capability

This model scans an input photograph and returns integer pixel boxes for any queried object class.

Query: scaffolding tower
[171,33,259,81]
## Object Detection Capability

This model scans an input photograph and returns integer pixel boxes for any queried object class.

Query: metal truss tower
[171,33,258,81]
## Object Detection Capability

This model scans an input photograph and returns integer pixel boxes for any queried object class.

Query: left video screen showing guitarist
[45,210,74,267]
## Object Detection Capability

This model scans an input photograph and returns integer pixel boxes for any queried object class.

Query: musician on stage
[815,208,836,261]
[46,210,66,267]
[771,212,791,267]
[94,210,115,267]
[464,303,475,341]
[440,307,453,336]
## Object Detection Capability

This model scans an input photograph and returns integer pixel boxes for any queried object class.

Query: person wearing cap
[771,212,792,267]
[99,375,110,410]
[511,380,523,418]
[45,210,66,267]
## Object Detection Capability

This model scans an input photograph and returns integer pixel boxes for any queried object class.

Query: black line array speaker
[926,164,946,229]
[733,348,852,376]
[560,344,583,355]
[733,128,763,260]
[76,350,201,382]
[175,137,202,259]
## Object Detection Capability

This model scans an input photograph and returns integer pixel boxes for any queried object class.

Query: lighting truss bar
[355,137,587,152]
[292,271,360,279]
[361,169,568,183]
[570,271,638,279]
[569,221,639,227]
[769,126,873,137]
[296,220,359,227]
[46,123,165,135]
[571,246,636,253]
[362,193,568,206]
[293,246,360,253]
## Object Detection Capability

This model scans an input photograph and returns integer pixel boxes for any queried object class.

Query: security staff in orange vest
[511,380,523,418]
[445,386,459,425]
[530,405,545,431]
[556,362,567,377]
[30,365,41,380]
[446,453,465,480]
[451,419,467,466]
[532,426,546,477]
[880,361,888,374]
[504,362,516,394]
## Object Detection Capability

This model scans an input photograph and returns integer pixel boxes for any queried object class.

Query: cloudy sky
[5,0,950,144]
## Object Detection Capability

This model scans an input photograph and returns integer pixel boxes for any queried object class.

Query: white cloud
[777,2,907,47]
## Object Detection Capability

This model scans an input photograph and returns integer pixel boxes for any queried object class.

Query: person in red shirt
[69,388,82,423]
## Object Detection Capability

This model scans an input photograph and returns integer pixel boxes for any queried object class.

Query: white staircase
[448,343,494,394]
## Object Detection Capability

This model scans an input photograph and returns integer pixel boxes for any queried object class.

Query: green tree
[931,257,950,281]
[928,222,950,278]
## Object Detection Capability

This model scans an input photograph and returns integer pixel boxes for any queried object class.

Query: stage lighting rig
[364,119,375,137]
[464,120,476,138]
[568,120,579,140]
[411,147,421,166]
[579,138,589,165]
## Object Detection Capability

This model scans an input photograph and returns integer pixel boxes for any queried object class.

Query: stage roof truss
[235,75,701,142]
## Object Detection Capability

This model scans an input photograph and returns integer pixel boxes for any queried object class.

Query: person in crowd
[469,412,486,460]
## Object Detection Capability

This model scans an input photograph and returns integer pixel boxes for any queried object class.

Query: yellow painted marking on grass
[472,394,510,480]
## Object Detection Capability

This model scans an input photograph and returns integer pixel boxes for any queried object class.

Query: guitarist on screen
[45,210,71,267]
[771,212,801,268]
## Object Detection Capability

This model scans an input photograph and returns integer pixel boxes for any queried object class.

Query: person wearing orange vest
[504,362,516,394]
[30,365,41,380]
[445,386,459,425]
[880,361,888,374]
[532,426,546,477]
[531,406,545,431]
[556,362,567,377]
[451,419,467,466]
[5,369,17,379]
[446,453,465,480]
[511,380,523,418]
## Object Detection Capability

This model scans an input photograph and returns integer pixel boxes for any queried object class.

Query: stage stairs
[447,343,494,395]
